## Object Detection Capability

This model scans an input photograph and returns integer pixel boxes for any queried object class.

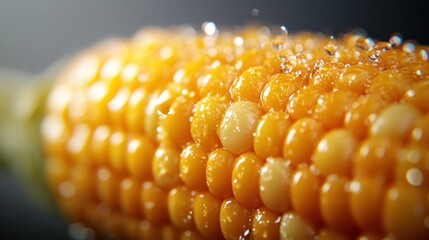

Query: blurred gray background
[0,0,428,239]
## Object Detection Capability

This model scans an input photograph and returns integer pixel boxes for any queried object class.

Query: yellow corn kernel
[313,129,358,176]
[283,118,324,166]
[179,144,208,191]
[287,86,326,120]
[315,90,358,129]
[206,148,236,198]
[191,95,229,151]
[260,73,301,112]
[259,158,292,213]
[120,178,141,217]
[320,176,356,233]
[230,66,270,103]
[254,112,290,159]
[231,152,263,208]
[383,184,429,239]
[370,103,421,140]
[141,181,169,224]
[349,177,384,231]
[218,101,263,155]
[193,192,223,238]
[251,207,281,240]
[167,186,195,230]
[152,144,181,189]
[220,197,253,240]
[126,134,156,181]
[279,212,316,240]
[290,166,323,225]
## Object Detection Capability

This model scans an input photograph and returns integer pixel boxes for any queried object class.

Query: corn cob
[41,25,429,240]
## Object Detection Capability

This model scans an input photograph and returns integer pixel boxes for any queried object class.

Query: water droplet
[272,37,284,52]
[324,43,338,56]
[406,168,423,186]
[389,33,403,48]
[355,37,375,51]
[280,25,288,35]
[403,41,416,53]
[416,69,423,76]
[419,49,428,61]
[202,22,218,36]
[368,50,381,62]
[314,59,325,71]
[281,55,297,73]
[375,41,392,51]
[251,8,259,16]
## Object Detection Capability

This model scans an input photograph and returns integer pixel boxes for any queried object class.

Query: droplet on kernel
[202,22,218,36]
[314,59,325,71]
[356,37,375,51]
[416,69,423,76]
[403,41,416,53]
[324,43,338,56]
[419,49,428,61]
[281,55,297,73]
[251,8,259,16]
[375,41,392,51]
[389,33,403,48]
[368,50,381,62]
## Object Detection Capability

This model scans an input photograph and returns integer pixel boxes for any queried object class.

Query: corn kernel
[191,95,229,151]
[320,176,356,233]
[141,181,169,224]
[290,166,323,224]
[206,148,236,198]
[218,101,262,155]
[313,129,358,176]
[259,158,292,213]
[179,144,208,191]
[383,184,429,239]
[279,212,316,240]
[260,73,300,112]
[251,207,281,240]
[220,197,253,240]
[167,186,195,230]
[230,66,270,103]
[152,144,181,189]
[232,152,264,208]
[283,118,324,166]
[193,192,223,238]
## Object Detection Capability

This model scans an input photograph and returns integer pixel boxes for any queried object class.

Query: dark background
[0,0,428,239]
